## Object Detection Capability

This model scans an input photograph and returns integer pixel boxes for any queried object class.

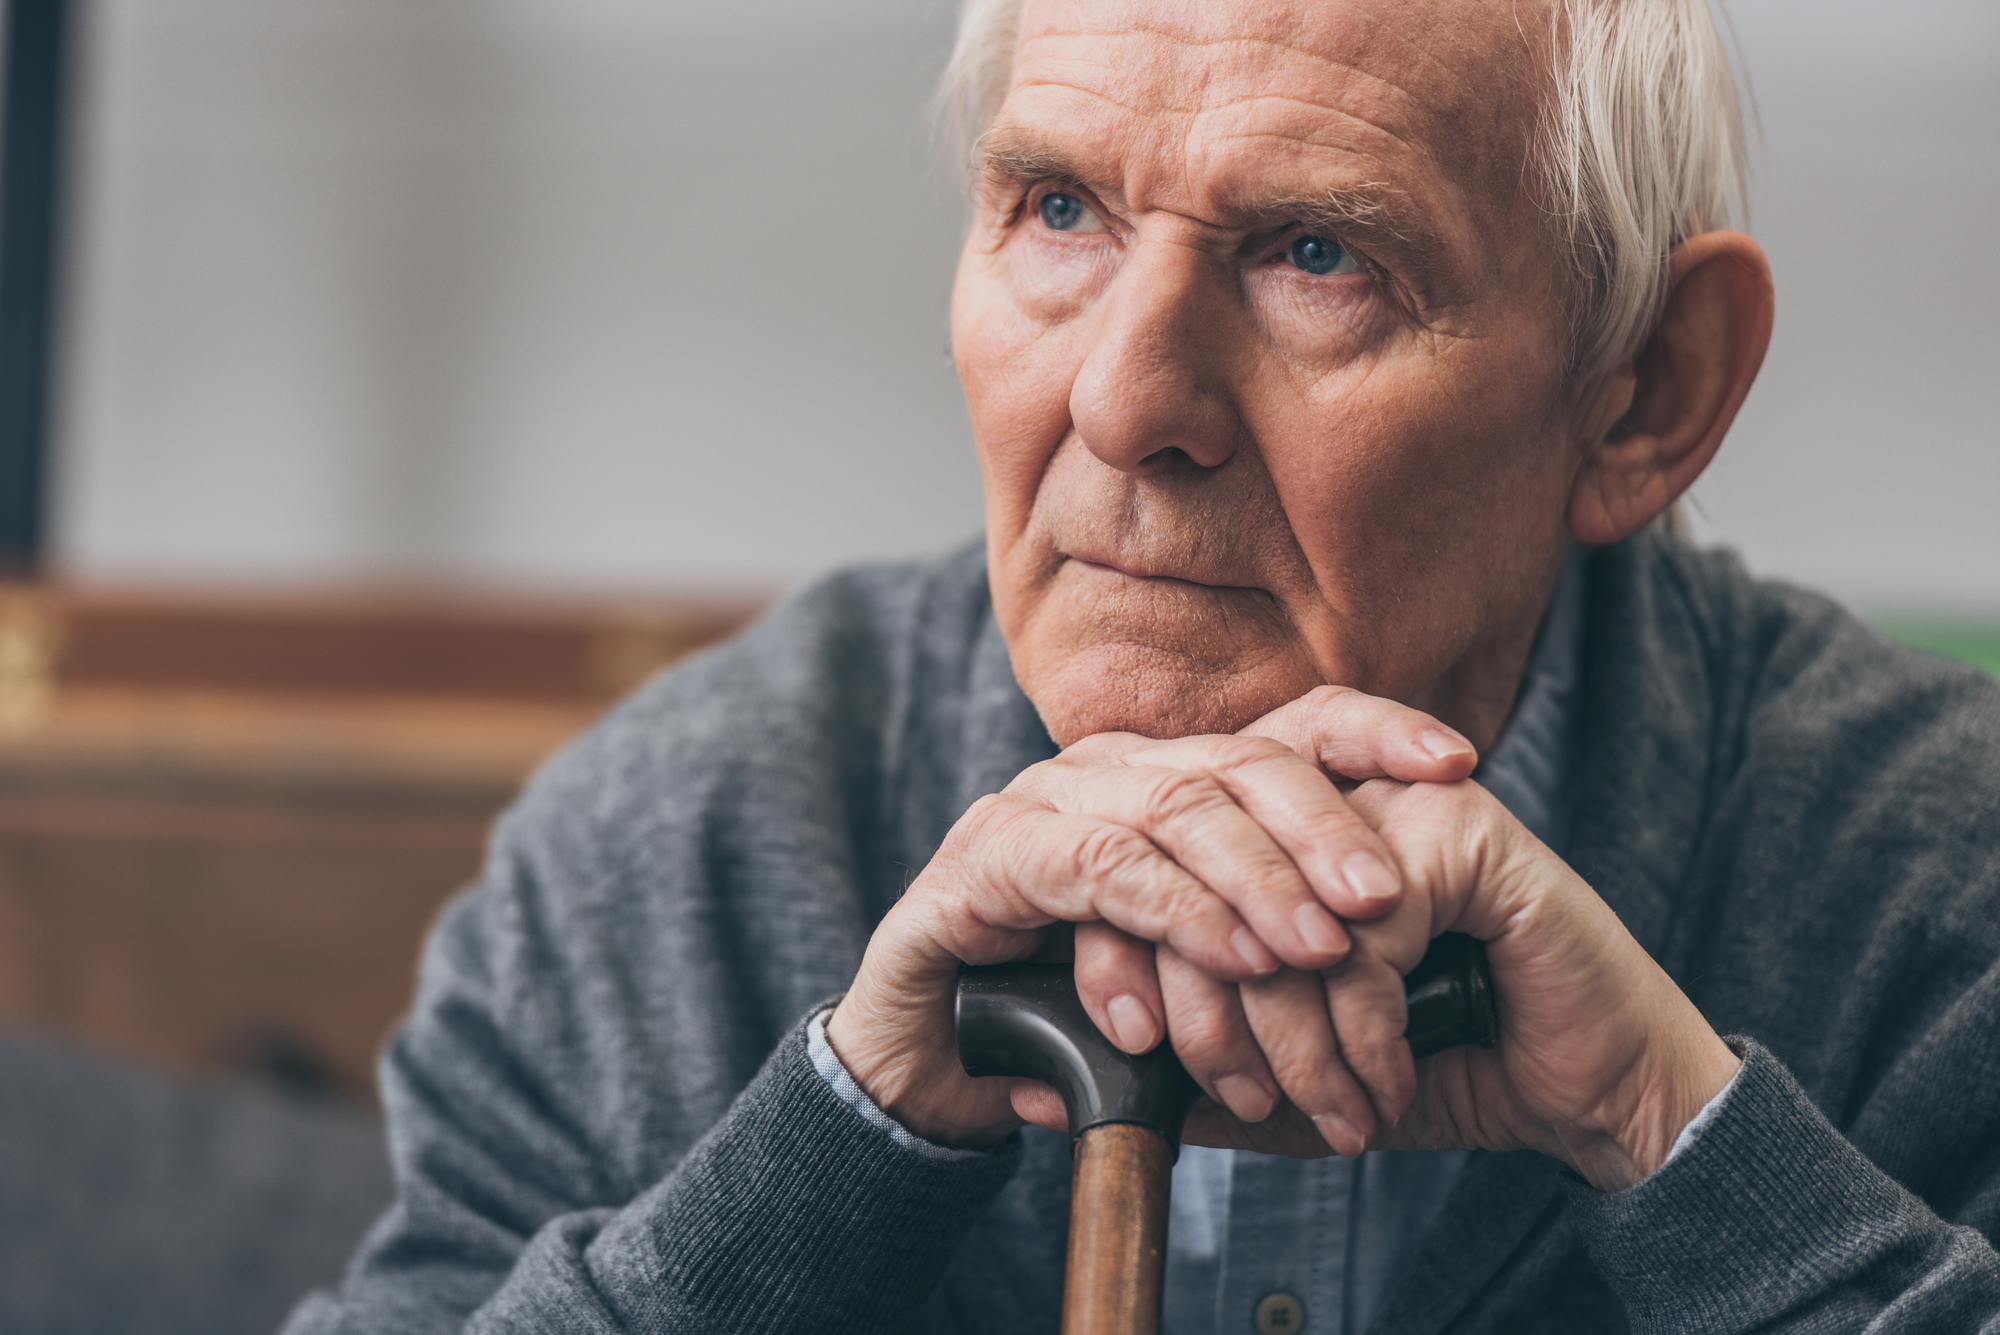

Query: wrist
[825,985,1018,1151]
[1567,1027,1741,1192]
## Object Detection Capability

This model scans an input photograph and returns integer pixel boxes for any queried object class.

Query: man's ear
[1567,231,1774,545]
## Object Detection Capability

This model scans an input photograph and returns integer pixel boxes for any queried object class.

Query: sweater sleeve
[282,1014,1020,1335]
[1564,1041,2000,1334]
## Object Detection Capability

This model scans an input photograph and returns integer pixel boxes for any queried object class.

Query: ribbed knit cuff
[610,1012,1022,1333]
[1562,1039,1935,1334]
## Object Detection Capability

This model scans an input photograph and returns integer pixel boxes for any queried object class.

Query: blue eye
[1289,235,1352,275]
[1040,192,1089,232]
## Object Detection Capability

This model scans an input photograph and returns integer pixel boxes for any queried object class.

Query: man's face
[953,0,1593,746]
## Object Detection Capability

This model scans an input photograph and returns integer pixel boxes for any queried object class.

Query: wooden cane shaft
[1062,1123,1173,1335]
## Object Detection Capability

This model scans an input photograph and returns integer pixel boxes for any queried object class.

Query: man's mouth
[1064,553,1257,594]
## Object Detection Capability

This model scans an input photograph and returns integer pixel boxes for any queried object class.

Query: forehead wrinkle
[1012,7,1541,197]
[1017,24,1428,118]
[1013,22,1462,158]
[1194,93,1433,175]
[1182,100,1435,210]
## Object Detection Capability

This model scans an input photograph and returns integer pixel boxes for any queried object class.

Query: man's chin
[1012,639,1318,746]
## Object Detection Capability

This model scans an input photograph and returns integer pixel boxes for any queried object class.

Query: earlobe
[1568,231,1775,545]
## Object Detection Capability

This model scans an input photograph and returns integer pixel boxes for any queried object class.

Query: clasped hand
[824,686,1738,1192]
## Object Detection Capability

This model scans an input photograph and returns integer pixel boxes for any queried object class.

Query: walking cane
[956,932,1498,1335]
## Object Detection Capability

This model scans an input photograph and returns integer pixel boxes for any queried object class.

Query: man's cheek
[967,339,1091,512]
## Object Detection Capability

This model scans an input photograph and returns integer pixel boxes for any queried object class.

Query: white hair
[937,0,1748,382]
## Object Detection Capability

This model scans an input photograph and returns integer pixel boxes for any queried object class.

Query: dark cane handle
[956,931,1500,1139]
[1402,931,1501,1058]
[956,932,1501,1335]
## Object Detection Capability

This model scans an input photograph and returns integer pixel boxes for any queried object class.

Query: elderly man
[285,0,2000,1331]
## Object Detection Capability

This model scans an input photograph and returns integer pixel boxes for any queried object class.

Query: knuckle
[1270,1056,1345,1114]
[1293,797,1369,847]
[960,791,1051,855]
[1304,683,1361,711]
[1059,732,1125,764]
[1230,852,1311,912]
[1071,821,1159,891]
[1208,733,1293,773]
[1398,778,1454,811]
[1159,878,1224,939]
[1345,775,1410,817]
[1003,753,1069,794]
[959,790,1015,827]
[1137,769,1231,828]
[1165,1004,1239,1065]
[946,792,1018,857]
[1074,924,1146,976]
[1341,1034,1408,1080]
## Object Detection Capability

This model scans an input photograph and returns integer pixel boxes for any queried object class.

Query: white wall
[55,0,984,589]
[50,0,2000,613]
[1684,0,2000,616]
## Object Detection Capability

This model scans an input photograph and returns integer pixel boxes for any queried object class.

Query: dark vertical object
[0,0,72,569]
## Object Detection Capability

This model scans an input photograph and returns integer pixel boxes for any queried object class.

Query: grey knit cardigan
[284,533,2000,1334]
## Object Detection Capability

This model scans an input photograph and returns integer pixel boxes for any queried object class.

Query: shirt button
[1254,1292,1306,1333]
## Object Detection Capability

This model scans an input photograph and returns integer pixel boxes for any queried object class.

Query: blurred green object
[1878,624,2000,679]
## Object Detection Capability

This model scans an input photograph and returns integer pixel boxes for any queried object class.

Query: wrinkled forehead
[1006,0,1552,229]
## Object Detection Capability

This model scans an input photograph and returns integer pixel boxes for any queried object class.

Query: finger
[1010,1080,1069,1133]
[1340,778,1513,944]
[1239,967,1381,1156]
[1124,734,1408,923]
[1030,755,1353,968]
[1074,921,1164,1054]
[949,794,1281,981]
[1320,950,1419,1127]
[1242,684,1477,784]
[1327,778,1519,1127]
[1157,945,1281,1123]
[1182,1095,1338,1159]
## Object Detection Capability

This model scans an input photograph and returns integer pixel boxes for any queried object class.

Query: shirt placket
[1214,1149,1350,1334]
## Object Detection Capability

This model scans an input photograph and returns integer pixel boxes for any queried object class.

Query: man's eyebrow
[973,125,1092,191]
[1253,187,1408,245]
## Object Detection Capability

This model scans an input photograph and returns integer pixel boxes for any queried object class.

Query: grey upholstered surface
[0,1024,392,1335]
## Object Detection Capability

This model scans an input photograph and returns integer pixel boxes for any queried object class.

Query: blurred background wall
[55,0,983,591]
[45,0,2000,611]
[1684,0,1999,620]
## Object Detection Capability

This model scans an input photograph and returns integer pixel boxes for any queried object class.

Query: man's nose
[1068,242,1241,474]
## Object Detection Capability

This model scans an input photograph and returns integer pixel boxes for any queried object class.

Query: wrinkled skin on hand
[826,687,1474,1151]
[832,685,1738,1193]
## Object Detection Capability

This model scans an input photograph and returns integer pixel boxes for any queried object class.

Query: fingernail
[1232,928,1280,974]
[1105,994,1158,1053]
[1293,902,1347,958]
[1341,851,1400,904]
[1421,729,1475,762]
[1216,1074,1277,1123]
[1313,1111,1363,1156]
[1370,1091,1406,1130]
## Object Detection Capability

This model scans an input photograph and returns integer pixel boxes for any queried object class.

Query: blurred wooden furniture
[0,583,762,1103]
